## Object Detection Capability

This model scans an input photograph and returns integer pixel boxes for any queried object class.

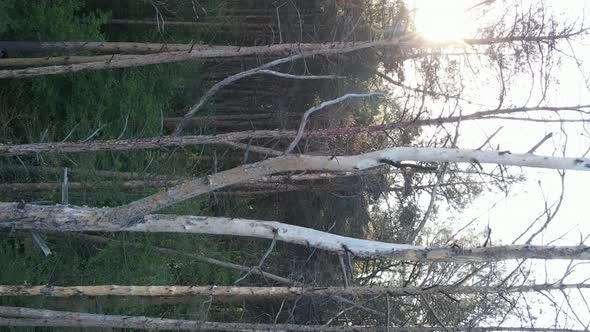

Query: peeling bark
[2,203,590,261]
[0,283,587,299]
[0,306,587,332]
[2,104,587,156]
[107,148,589,223]
[2,33,579,78]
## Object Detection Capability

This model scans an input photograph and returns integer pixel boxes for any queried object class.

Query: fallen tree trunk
[0,33,583,78]
[0,41,204,54]
[0,180,302,193]
[105,147,590,223]
[3,202,590,261]
[0,54,141,67]
[0,306,586,332]
[2,104,587,157]
[0,37,408,79]
[0,130,285,156]
[0,283,587,298]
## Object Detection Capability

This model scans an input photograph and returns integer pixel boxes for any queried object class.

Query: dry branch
[0,54,141,67]
[285,93,384,153]
[172,53,347,135]
[73,234,297,285]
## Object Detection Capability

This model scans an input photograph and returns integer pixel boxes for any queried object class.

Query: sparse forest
[0,0,590,331]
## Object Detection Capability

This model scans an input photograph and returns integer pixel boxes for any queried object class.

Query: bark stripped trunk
[0,306,586,332]
[1,33,580,78]
[107,148,590,223]
[0,283,587,299]
[0,54,143,67]
[3,203,590,261]
[0,41,201,54]
[2,104,586,156]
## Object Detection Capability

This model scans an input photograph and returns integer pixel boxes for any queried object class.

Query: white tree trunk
[3,203,590,261]
[107,147,589,223]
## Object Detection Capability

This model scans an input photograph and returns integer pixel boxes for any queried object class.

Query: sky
[404,0,590,328]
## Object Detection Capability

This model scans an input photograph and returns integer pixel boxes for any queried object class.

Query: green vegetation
[0,0,505,327]
[0,0,244,321]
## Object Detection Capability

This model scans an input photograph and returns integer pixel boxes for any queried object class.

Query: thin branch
[527,133,554,154]
[74,233,297,285]
[285,93,385,153]
[173,59,345,135]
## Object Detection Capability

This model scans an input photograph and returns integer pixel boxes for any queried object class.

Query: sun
[411,0,474,42]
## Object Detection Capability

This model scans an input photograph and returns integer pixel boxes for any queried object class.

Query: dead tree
[3,202,590,262]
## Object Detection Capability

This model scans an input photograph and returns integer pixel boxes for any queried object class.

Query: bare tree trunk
[3,203,590,261]
[0,41,201,54]
[0,181,302,193]
[0,180,185,192]
[0,164,381,182]
[0,130,285,156]
[1,33,582,78]
[2,104,586,156]
[104,147,590,223]
[0,306,586,332]
[1,283,587,299]
[0,54,143,67]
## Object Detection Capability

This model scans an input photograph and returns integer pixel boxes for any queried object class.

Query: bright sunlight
[411,0,476,41]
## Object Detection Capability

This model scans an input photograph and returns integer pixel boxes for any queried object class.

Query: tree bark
[0,54,143,67]
[1,33,579,78]
[0,180,185,192]
[0,130,285,156]
[3,203,590,261]
[0,41,202,54]
[0,181,302,193]
[0,306,586,332]
[0,283,587,299]
[107,148,590,223]
[1,104,586,156]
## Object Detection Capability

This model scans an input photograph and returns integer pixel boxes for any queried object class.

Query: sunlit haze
[411,0,476,41]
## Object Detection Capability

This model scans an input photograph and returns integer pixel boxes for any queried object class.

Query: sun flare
[411,0,474,41]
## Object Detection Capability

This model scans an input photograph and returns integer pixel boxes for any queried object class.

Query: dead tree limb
[285,93,384,153]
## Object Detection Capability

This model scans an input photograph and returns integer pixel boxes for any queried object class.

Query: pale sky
[405,0,590,328]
